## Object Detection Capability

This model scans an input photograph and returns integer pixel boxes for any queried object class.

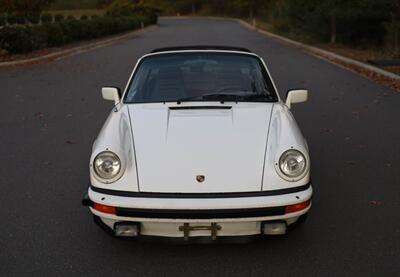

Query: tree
[0,0,54,15]
[232,0,268,19]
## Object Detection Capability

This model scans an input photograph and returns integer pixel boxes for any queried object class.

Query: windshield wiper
[175,92,276,103]
[241,94,276,101]
[175,95,204,103]
[176,93,241,103]
[202,93,243,101]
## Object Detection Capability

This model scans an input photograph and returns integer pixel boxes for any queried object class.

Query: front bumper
[83,184,312,238]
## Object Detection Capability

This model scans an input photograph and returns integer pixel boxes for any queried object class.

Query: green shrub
[80,15,88,21]
[41,13,53,24]
[132,6,159,25]
[85,18,101,38]
[0,26,30,53]
[7,14,17,25]
[15,15,26,25]
[96,15,116,35]
[59,18,79,41]
[77,20,91,39]
[384,20,400,57]
[0,14,6,26]
[0,12,158,54]
[54,14,65,22]
[44,23,66,46]
[29,25,48,49]
[0,26,42,53]
[26,13,41,24]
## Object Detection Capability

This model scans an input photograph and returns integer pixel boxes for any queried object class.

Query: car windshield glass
[124,52,278,103]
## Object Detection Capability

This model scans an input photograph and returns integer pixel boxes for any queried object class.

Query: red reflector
[285,200,311,214]
[93,203,116,215]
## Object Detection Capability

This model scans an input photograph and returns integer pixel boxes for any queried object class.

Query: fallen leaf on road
[351,111,360,119]
[346,161,356,165]
[34,112,44,119]
[65,140,76,145]
[320,128,333,134]
[369,200,383,206]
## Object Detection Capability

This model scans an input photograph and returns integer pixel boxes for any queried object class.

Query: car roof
[151,46,252,54]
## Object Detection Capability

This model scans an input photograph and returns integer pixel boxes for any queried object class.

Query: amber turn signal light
[93,202,116,214]
[285,200,311,214]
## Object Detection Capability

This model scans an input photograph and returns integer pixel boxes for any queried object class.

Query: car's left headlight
[93,151,122,182]
[278,149,307,179]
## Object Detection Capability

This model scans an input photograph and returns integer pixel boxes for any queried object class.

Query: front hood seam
[260,103,275,191]
[127,105,141,192]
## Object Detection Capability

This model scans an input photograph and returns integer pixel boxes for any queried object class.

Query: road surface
[0,18,399,276]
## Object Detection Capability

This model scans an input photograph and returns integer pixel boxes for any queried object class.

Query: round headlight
[93,151,121,181]
[279,150,306,178]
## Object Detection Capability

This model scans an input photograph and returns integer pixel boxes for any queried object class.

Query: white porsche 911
[82,46,312,241]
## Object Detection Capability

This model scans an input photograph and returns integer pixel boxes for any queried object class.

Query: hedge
[0,13,158,54]
[15,16,26,25]
[27,14,41,25]
[40,13,53,24]
[54,14,65,22]
[0,14,5,26]
[0,25,47,53]
[6,14,17,25]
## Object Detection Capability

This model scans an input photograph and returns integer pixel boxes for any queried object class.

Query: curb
[0,25,158,67]
[234,18,400,82]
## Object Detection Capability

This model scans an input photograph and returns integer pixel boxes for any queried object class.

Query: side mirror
[285,89,308,109]
[102,87,121,105]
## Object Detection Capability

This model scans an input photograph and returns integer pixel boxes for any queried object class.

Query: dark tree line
[1,0,398,55]
[145,0,400,55]
[0,0,54,14]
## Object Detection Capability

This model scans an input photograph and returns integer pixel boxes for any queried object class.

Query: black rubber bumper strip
[82,193,92,207]
[89,183,311,199]
[116,206,285,219]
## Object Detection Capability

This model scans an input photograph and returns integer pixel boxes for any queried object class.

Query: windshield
[124,52,278,103]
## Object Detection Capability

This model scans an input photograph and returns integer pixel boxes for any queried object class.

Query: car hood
[128,103,274,193]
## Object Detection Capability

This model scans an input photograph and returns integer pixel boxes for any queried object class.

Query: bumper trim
[82,193,92,207]
[89,183,311,199]
[116,206,286,219]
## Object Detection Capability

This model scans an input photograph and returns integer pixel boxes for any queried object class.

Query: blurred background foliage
[0,0,399,57]
[150,0,400,55]
[0,0,158,53]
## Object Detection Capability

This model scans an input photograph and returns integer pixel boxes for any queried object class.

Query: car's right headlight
[278,149,307,179]
[93,151,122,182]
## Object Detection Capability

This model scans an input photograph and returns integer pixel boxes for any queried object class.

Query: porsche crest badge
[196,175,205,183]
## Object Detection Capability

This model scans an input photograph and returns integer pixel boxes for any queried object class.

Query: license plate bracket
[178,223,222,241]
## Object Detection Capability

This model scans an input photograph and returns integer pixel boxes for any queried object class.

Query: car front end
[83,47,312,241]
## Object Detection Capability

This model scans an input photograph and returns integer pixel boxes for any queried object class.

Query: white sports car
[82,46,312,241]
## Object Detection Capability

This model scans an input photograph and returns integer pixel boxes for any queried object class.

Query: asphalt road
[1,18,399,277]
